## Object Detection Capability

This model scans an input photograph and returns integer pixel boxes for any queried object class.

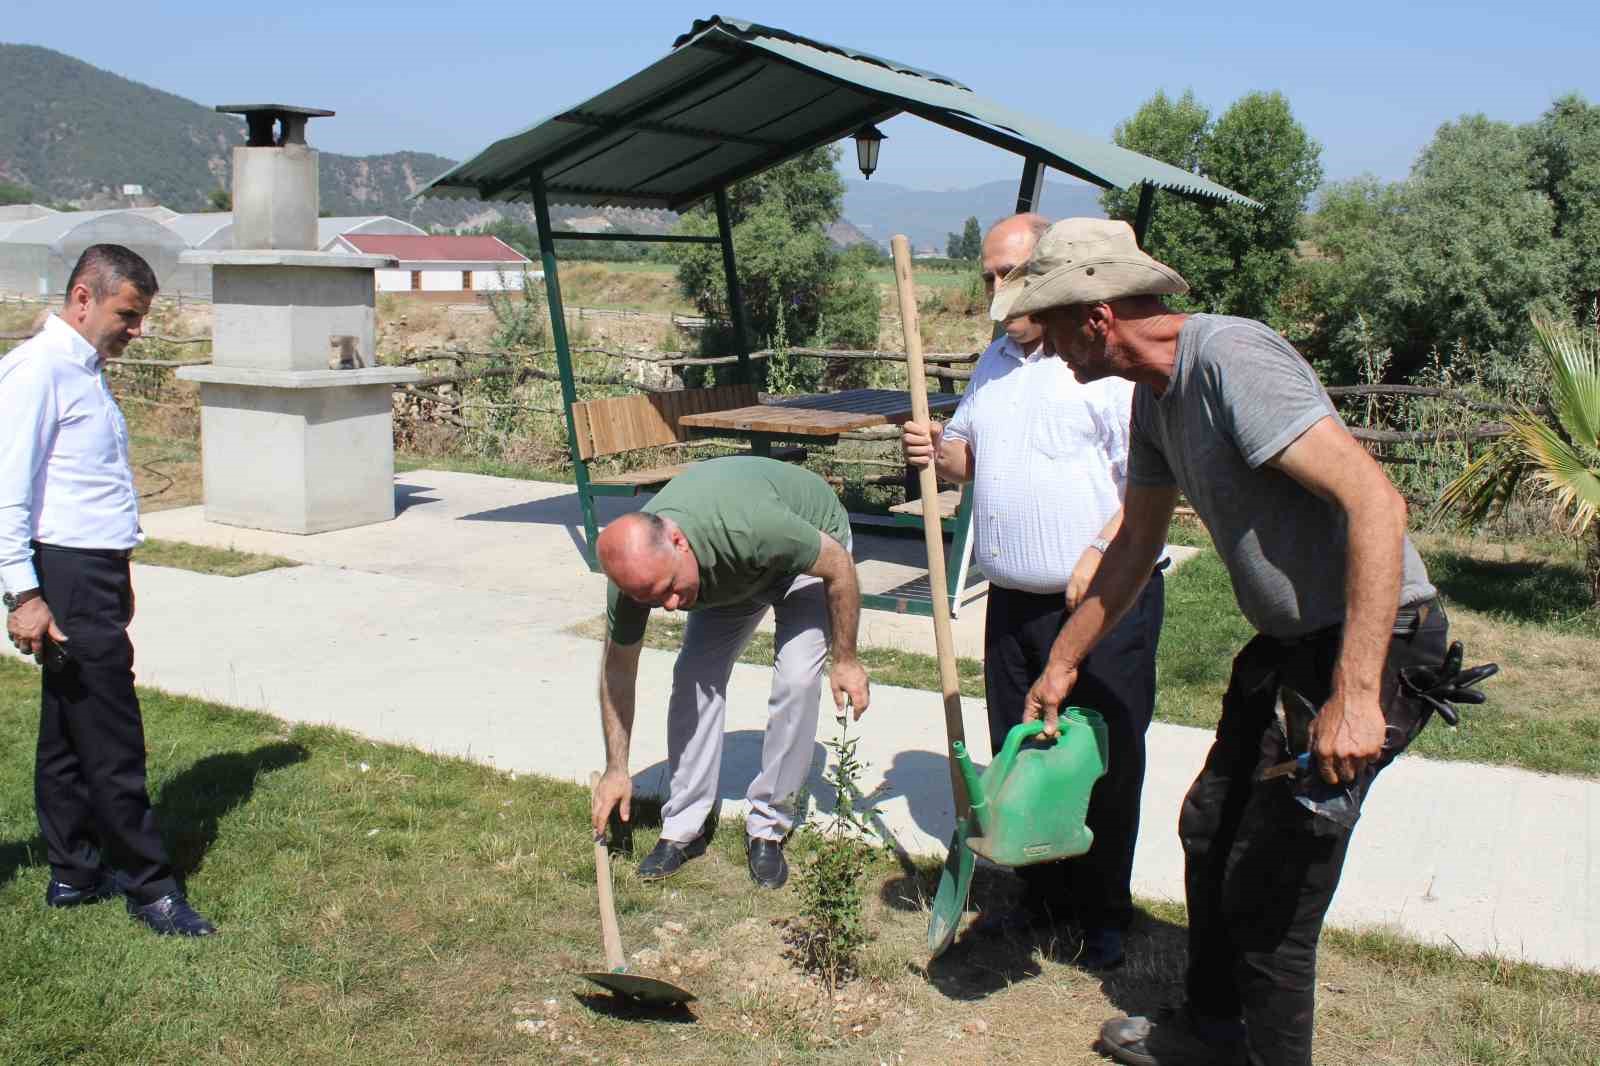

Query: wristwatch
[3,589,40,613]
[1087,537,1110,554]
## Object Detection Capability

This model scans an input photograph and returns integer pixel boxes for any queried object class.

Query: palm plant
[1436,315,1600,604]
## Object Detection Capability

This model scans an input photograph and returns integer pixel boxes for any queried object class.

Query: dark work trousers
[1181,601,1449,1066]
[982,573,1164,931]
[33,544,178,904]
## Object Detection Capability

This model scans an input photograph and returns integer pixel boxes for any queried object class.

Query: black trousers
[34,544,177,904]
[983,573,1164,930]
[1181,601,1448,1066]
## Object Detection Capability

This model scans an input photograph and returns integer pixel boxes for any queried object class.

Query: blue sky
[8,2,1597,192]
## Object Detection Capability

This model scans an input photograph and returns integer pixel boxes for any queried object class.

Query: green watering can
[929,710,1110,957]
[955,710,1109,866]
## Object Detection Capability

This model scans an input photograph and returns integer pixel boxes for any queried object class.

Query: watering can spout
[951,740,990,837]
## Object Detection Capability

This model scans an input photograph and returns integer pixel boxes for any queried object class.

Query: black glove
[1398,640,1498,727]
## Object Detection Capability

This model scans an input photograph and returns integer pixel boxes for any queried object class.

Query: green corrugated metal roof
[416,14,1258,211]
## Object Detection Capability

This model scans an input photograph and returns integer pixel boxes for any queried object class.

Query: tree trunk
[1588,524,1600,608]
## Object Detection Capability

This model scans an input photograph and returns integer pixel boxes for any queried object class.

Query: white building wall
[369,264,538,293]
[419,270,464,292]
[472,266,529,292]
[375,269,412,292]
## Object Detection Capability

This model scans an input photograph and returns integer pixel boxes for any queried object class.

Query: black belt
[1391,599,1436,636]
[1275,598,1438,646]
[32,541,135,561]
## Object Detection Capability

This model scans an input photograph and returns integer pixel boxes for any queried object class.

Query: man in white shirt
[2,244,215,937]
[902,214,1163,969]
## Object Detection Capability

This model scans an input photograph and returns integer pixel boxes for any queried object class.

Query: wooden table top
[678,388,962,437]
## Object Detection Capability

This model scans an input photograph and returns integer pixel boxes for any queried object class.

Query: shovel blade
[578,969,696,1005]
[927,827,974,958]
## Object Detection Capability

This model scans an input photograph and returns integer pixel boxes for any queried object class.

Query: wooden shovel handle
[890,235,970,819]
[590,772,627,972]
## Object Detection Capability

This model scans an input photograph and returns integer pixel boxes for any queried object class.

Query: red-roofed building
[330,233,537,293]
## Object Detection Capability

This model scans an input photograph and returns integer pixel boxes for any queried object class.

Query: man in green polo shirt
[590,456,871,889]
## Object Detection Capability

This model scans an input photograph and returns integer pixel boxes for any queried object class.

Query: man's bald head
[982,213,1049,347]
[597,511,700,611]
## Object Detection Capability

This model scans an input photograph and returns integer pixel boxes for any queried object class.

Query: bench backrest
[570,384,758,461]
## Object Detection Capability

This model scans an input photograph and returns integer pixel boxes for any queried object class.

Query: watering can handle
[997,719,1051,765]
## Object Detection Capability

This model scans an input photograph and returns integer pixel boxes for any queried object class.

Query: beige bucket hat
[989,217,1189,321]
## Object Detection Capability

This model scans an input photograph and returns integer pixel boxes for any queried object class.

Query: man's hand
[830,658,870,719]
[7,597,67,664]
[901,419,943,469]
[1064,548,1102,611]
[1023,662,1078,737]
[1308,688,1387,784]
[590,767,633,836]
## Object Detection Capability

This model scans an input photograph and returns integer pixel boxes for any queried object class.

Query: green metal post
[714,188,754,387]
[1134,183,1158,247]
[944,484,976,613]
[715,186,766,455]
[1014,157,1045,214]
[532,175,601,569]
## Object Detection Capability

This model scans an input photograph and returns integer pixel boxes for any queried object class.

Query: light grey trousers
[659,569,831,844]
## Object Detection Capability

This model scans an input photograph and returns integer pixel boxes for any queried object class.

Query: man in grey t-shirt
[991,220,1452,1066]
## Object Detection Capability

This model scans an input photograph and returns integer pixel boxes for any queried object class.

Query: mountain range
[842,178,1106,252]
[1,42,1105,247]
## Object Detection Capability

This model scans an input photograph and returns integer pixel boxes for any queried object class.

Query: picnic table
[677,388,962,450]
[680,387,979,616]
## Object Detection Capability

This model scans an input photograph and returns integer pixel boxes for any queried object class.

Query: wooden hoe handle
[890,235,970,820]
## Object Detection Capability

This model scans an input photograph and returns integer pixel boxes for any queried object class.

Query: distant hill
[826,219,875,248]
[843,178,1106,251]
[0,43,670,234]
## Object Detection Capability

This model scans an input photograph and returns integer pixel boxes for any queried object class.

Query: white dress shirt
[943,335,1133,594]
[0,313,142,594]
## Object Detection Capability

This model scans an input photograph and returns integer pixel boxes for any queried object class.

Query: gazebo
[416,14,1254,613]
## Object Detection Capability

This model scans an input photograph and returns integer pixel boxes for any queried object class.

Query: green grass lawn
[135,539,298,578]
[579,524,1600,779]
[1,657,1595,1065]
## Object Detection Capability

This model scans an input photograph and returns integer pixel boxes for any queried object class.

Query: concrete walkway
[8,469,1595,972]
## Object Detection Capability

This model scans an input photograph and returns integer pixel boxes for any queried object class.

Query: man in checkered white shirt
[902,214,1164,969]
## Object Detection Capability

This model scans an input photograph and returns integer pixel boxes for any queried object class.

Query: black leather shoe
[970,889,1066,938]
[1097,1005,1246,1066]
[45,873,120,909]
[1077,926,1126,970]
[638,834,707,881]
[128,892,216,937]
[746,835,788,889]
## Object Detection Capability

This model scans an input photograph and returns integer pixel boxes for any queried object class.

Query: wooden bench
[570,384,804,495]
[889,489,960,521]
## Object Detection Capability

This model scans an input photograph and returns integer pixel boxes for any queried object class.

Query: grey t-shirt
[1128,315,1435,638]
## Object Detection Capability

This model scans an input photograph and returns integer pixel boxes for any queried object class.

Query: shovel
[576,772,696,1005]
[889,235,974,958]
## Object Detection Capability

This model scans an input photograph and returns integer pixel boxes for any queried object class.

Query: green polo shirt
[605,456,851,645]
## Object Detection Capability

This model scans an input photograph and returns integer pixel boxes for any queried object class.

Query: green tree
[1103,89,1322,324]
[1296,176,1407,380]
[959,215,982,260]
[207,188,231,212]
[945,230,963,259]
[1305,115,1566,383]
[1198,92,1323,321]
[0,181,33,206]
[669,147,845,378]
[1102,90,1222,313]
[1525,93,1600,313]
[1437,316,1600,602]
[1391,116,1564,373]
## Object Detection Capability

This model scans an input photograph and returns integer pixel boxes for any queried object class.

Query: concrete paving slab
[138,469,1199,662]
[4,469,1588,972]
